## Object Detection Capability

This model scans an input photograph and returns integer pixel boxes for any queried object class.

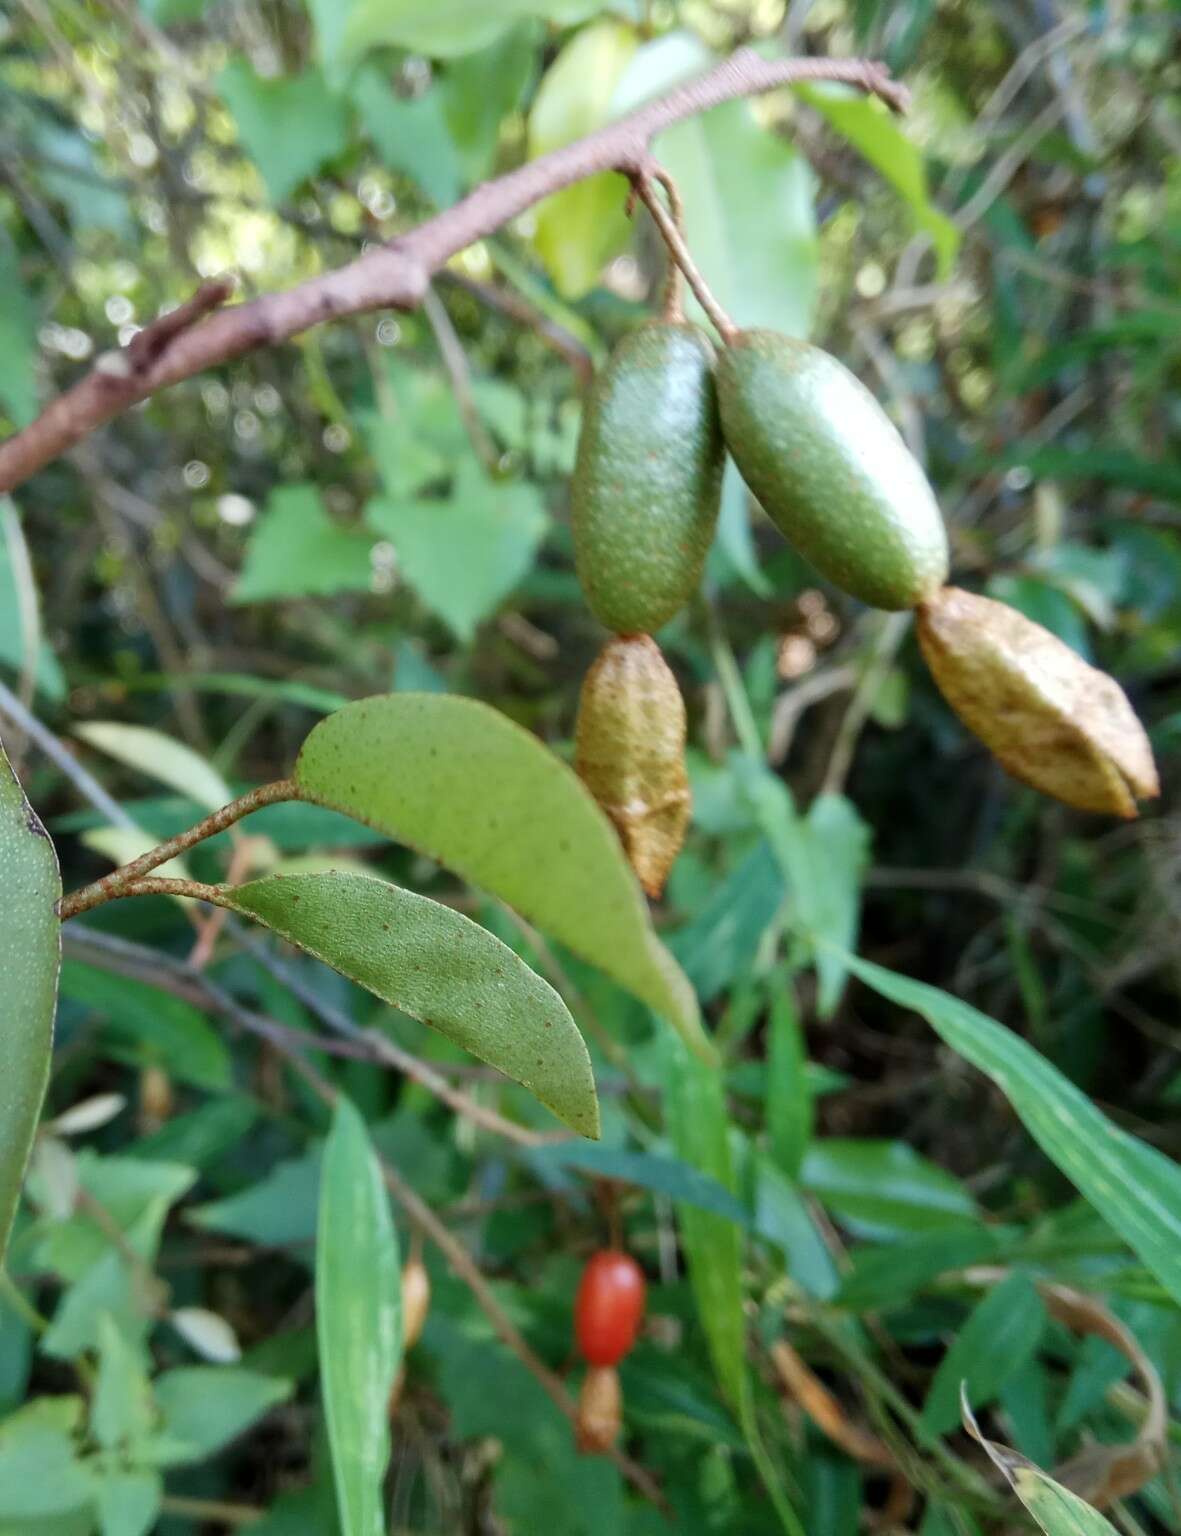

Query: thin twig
[633,169,734,338]
[57,778,298,919]
[421,286,501,470]
[0,51,905,493]
[0,677,133,829]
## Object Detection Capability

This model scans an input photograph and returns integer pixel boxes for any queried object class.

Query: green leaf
[615,33,818,335]
[962,1397,1119,1536]
[352,69,461,208]
[0,240,39,428]
[767,987,811,1180]
[0,1402,92,1520]
[151,1368,292,1465]
[215,871,599,1137]
[1009,1469,1120,1536]
[801,1139,978,1238]
[317,1097,402,1536]
[41,1200,177,1360]
[737,764,867,1017]
[713,460,770,596]
[660,102,817,337]
[91,1315,155,1452]
[663,1037,746,1407]
[216,60,350,205]
[530,1141,751,1227]
[921,1271,1046,1433]
[337,0,520,65]
[73,723,231,812]
[60,962,232,1092]
[836,1228,1016,1312]
[292,694,708,1058]
[188,1148,320,1249]
[0,735,61,1263]
[234,486,375,604]
[527,22,638,297]
[0,504,64,703]
[848,955,1181,1308]
[442,25,539,182]
[365,461,548,642]
[798,82,959,276]
[92,1472,160,1536]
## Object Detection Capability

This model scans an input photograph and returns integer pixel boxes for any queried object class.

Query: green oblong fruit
[573,321,724,634]
[717,330,949,610]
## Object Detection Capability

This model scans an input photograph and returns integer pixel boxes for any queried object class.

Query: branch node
[126,277,236,374]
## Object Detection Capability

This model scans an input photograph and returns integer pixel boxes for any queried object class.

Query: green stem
[57,778,299,921]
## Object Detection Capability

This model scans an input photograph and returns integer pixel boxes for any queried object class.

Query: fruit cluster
[573,1249,646,1454]
[571,312,1157,896]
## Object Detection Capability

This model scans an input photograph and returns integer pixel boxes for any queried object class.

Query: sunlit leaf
[292,694,709,1059]
[352,68,461,208]
[74,722,232,813]
[214,871,600,1136]
[317,1097,401,1536]
[798,82,960,276]
[366,461,548,642]
[0,736,60,1263]
[615,33,818,336]
[234,485,375,604]
[528,22,638,298]
[216,60,350,205]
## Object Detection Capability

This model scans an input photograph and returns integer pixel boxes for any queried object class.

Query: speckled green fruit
[717,330,949,610]
[573,322,723,634]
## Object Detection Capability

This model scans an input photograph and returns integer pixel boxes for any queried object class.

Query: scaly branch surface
[0,51,906,494]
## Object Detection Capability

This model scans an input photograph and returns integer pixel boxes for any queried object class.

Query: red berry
[575,1250,646,1367]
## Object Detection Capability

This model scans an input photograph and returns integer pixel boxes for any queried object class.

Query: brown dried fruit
[574,635,691,898]
[917,586,1159,817]
[401,1257,431,1351]
[575,1364,622,1454]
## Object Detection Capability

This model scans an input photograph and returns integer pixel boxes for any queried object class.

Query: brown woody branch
[0,51,907,494]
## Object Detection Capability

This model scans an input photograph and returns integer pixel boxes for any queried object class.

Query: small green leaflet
[292,694,709,1060]
[234,485,375,604]
[848,954,1181,1308]
[366,461,547,642]
[317,1098,402,1536]
[213,871,599,1138]
[0,735,61,1263]
[216,60,350,205]
[921,1271,1046,1433]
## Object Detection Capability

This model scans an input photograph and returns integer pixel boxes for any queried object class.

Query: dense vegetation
[1,2,1179,1533]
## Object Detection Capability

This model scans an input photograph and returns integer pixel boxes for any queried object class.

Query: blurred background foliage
[1,0,1180,1532]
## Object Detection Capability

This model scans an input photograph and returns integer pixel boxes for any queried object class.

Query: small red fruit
[575,1250,646,1367]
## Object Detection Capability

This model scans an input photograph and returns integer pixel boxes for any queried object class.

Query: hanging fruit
[716,329,949,610]
[573,321,724,635]
[917,585,1159,816]
[575,1249,647,1367]
[574,635,691,898]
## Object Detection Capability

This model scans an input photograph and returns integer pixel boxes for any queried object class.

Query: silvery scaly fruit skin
[573,322,724,634]
[574,635,691,899]
[917,586,1159,816]
[717,330,949,609]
